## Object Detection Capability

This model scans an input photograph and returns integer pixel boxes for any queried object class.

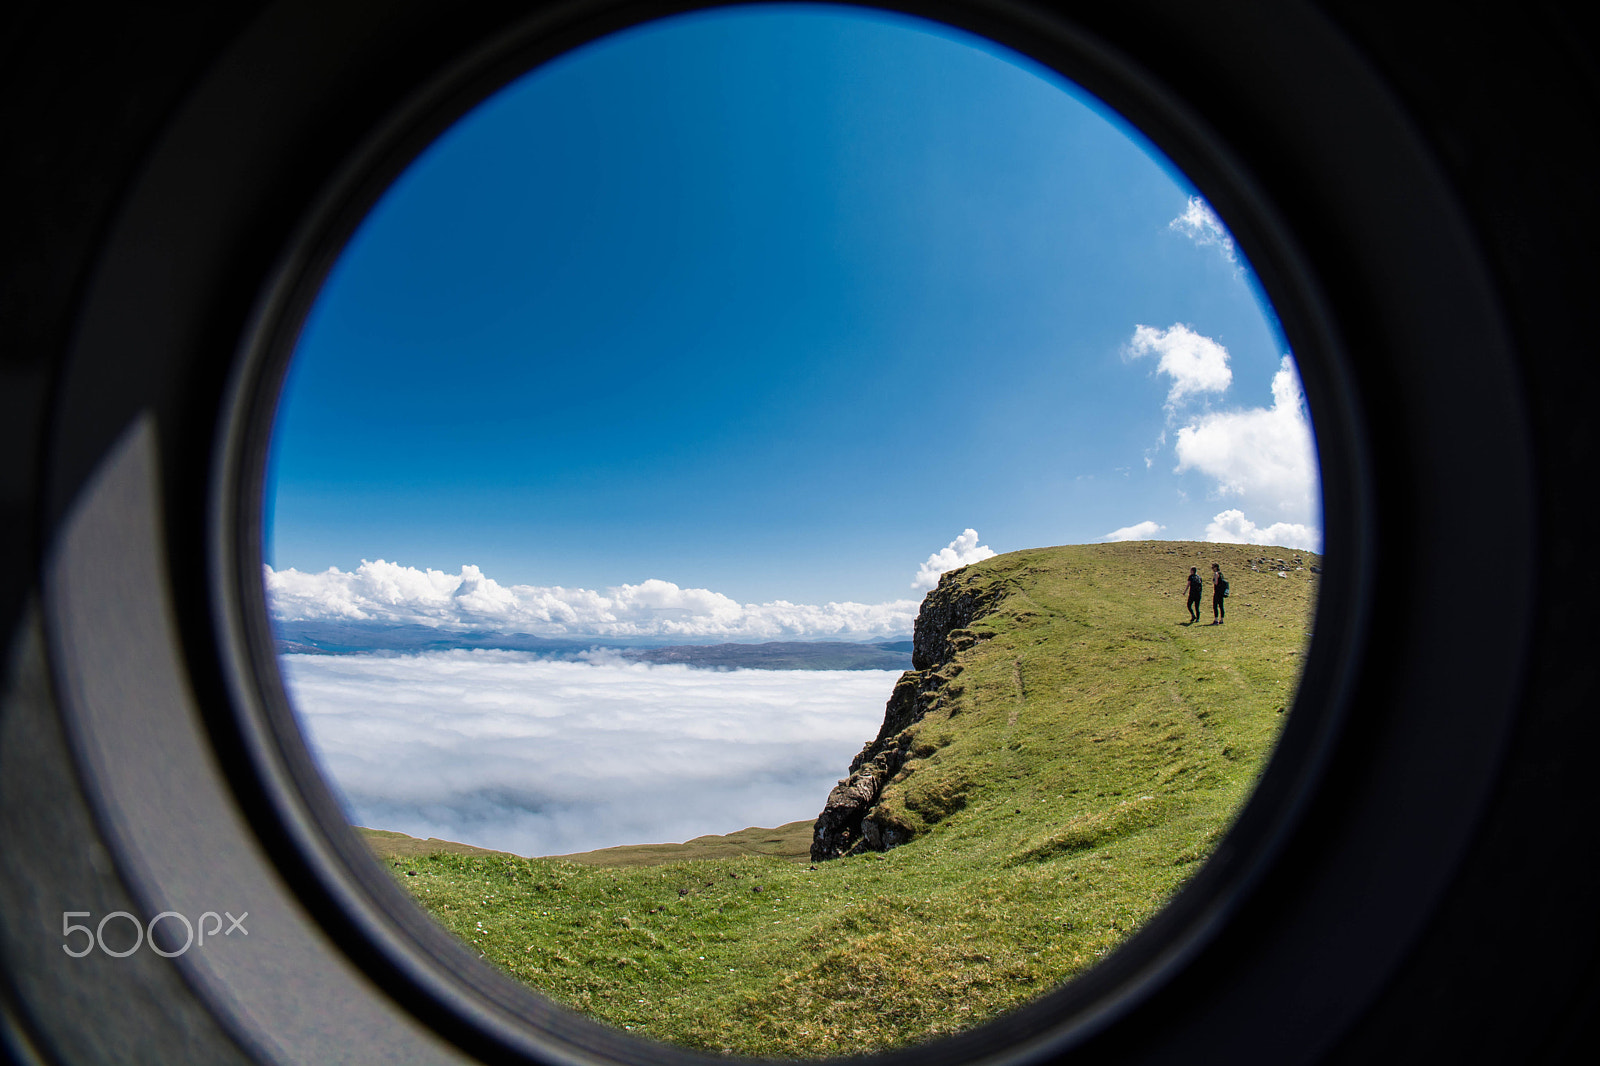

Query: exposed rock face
[809,567,1002,861]
[911,576,1003,671]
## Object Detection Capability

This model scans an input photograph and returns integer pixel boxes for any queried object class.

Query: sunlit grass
[373,541,1317,1056]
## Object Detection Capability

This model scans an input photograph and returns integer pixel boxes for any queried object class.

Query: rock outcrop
[809,566,1003,861]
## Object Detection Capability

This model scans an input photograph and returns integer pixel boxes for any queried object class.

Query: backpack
[1221,576,1230,597]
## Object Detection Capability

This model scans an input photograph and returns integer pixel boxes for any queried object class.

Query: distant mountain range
[272,619,914,672]
[272,620,596,656]
[627,641,913,671]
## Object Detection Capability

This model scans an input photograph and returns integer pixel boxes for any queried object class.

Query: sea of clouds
[270,531,991,856]
[283,650,897,856]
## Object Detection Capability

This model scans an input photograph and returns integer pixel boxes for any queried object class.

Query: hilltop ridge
[383,539,1319,1056]
[812,540,1317,862]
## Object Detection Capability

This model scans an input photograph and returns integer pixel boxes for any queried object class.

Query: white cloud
[911,529,996,591]
[266,560,917,641]
[1204,509,1321,552]
[282,651,896,856]
[1127,324,1233,407]
[1102,520,1166,542]
[1170,196,1236,263]
[1121,322,1322,549]
[1173,356,1319,526]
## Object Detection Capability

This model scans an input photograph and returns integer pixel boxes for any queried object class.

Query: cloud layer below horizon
[284,651,897,857]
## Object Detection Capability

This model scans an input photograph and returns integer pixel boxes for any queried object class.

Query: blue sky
[266,3,1317,633]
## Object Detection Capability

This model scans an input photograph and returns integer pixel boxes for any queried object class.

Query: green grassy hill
[362,820,815,868]
[379,541,1317,1056]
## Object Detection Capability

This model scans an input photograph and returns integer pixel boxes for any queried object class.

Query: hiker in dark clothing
[1211,562,1226,624]
[1185,567,1203,622]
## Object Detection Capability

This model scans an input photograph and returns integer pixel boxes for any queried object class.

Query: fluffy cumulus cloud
[911,529,996,591]
[1102,520,1166,543]
[1170,196,1236,263]
[1174,356,1320,540]
[1121,313,1322,551]
[283,651,897,856]
[266,560,918,641]
[1127,324,1233,408]
[1203,510,1320,552]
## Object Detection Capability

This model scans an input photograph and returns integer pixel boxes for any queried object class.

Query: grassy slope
[362,821,815,868]
[381,542,1317,1057]
[360,827,510,860]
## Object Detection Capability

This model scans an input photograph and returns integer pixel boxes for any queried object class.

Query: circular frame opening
[221,4,1368,1060]
[31,2,1535,1064]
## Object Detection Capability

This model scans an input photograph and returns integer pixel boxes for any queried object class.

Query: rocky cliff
[809,566,1005,861]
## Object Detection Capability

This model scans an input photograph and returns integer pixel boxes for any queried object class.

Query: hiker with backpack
[1211,562,1228,624]
[1185,567,1203,623]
